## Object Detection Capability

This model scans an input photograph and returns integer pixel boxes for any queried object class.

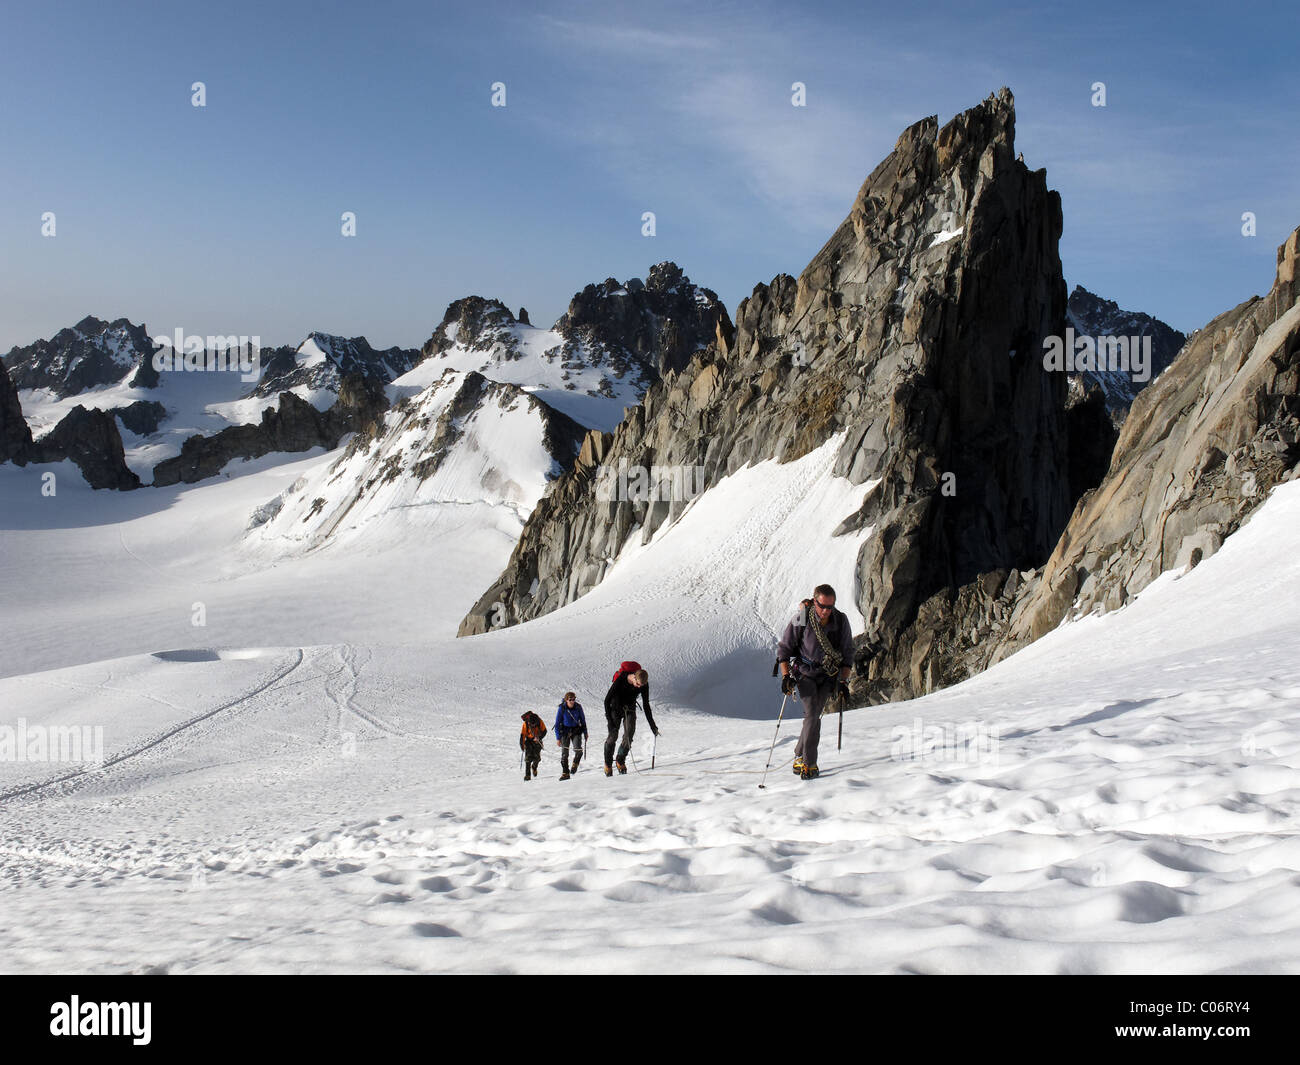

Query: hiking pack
[612,660,642,683]
[520,712,547,744]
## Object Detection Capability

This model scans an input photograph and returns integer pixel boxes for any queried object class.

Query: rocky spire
[459,89,1084,654]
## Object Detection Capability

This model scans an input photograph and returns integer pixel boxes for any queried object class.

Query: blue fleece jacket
[554,700,588,735]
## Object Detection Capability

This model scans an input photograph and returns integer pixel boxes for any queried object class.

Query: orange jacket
[520,711,547,745]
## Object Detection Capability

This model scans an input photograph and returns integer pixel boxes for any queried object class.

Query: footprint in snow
[411,922,461,938]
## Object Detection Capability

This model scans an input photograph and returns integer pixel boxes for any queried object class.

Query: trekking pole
[758,693,790,790]
[651,732,658,770]
[838,689,844,751]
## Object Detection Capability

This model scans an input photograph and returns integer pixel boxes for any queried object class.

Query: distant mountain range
[0,262,728,490]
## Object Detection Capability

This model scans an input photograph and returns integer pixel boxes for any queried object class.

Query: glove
[652,727,660,737]
[781,674,796,695]
[838,682,850,703]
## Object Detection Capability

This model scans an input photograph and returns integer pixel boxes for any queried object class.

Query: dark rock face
[248,333,422,399]
[1,359,34,463]
[3,316,156,397]
[111,400,167,437]
[29,405,141,490]
[553,262,733,378]
[152,375,388,487]
[1,357,139,489]
[459,90,1080,662]
[1064,376,1119,501]
[861,226,1300,701]
[1066,285,1187,413]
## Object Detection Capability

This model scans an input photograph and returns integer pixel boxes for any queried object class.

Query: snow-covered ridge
[246,368,586,555]
[249,332,422,401]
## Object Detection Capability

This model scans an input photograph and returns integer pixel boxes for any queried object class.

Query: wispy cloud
[529,7,903,233]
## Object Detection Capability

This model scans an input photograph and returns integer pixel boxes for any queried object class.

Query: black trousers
[604,708,636,766]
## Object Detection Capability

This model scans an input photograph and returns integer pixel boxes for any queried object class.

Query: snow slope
[403,321,649,433]
[1,439,1299,973]
[247,368,576,556]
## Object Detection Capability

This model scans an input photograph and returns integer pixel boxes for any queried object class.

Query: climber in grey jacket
[776,584,854,779]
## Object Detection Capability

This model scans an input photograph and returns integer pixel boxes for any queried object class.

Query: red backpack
[612,660,642,683]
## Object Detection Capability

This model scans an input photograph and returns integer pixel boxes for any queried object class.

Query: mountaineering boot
[524,765,532,781]
[559,769,570,780]
[616,761,627,775]
[604,765,613,777]
[799,764,819,780]
[793,756,805,776]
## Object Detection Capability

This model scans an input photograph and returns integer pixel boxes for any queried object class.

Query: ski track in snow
[1,445,1299,972]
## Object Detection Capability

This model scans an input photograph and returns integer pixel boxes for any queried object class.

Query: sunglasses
[813,600,834,610]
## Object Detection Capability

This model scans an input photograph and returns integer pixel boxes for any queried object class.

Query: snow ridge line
[0,648,306,806]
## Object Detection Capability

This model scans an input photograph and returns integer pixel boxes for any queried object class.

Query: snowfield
[1,438,1299,974]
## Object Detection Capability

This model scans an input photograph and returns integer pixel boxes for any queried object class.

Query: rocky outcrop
[460,90,1083,653]
[111,400,167,437]
[249,333,422,399]
[1,358,140,488]
[1,359,34,463]
[423,298,524,361]
[152,375,388,487]
[28,406,141,490]
[1065,376,1119,501]
[553,262,733,378]
[3,316,156,397]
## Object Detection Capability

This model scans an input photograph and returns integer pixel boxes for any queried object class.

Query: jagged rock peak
[554,261,732,377]
[459,87,1078,650]
[424,297,522,360]
[1065,284,1188,413]
[250,332,422,399]
[3,315,156,397]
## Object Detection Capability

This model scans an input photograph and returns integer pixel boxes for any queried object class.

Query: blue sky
[1,0,1295,352]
